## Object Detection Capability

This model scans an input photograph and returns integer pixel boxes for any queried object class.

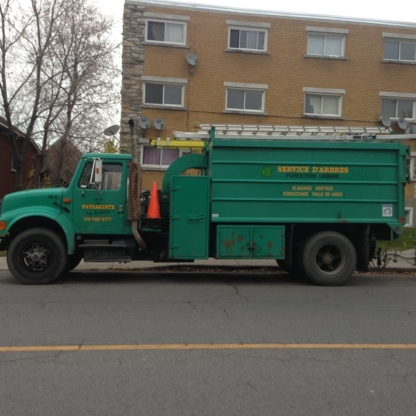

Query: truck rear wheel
[7,228,67,285]
[300,232,356,286]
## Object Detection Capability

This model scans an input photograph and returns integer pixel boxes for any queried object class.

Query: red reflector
[399,216,404,223]
[395,227,400,232]
[0,221,6,231]
[63,198,72,204]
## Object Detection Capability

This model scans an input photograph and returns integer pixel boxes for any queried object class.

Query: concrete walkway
[1,250,416,271]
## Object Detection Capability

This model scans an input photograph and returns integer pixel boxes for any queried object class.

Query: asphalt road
[1,269,416,416]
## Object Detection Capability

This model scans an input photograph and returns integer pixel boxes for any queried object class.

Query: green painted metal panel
[162,154,207,195]
[206,139,408,231]
[217,227,250,258]
[216,226,285,259]
[169,176,210,259]
[252,227,285,259]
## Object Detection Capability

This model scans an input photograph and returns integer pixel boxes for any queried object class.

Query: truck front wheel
[300,232,356,286]
[66,253,82,272]
[7,228,67,285]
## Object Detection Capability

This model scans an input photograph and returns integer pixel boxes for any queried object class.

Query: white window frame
[226,20,269,53]
[142,76,187,108]
[140,145,183,170]
[224,82,267,113]
[306,27,348,58]
[303,87,344,118]
[405,207,413,227]
[408,152,416,182]
[383,33,416,63]
[145,18,187,46]
[11,152,16,172]
[379,92,416,121]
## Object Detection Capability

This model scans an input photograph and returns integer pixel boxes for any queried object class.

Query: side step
[79,240,131,262]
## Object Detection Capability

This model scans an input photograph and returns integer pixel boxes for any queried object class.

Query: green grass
[377,228,416,251]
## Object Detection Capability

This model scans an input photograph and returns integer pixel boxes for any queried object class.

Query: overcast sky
[102,0,416,26]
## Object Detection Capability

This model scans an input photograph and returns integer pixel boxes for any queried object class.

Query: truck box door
[252,227,285,259]
[169,176,210,259]
[216,226,285,259]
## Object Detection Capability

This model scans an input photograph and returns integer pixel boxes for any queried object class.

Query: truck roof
[82,153,132,160]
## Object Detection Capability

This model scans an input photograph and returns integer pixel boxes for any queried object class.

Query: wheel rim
[315,243,345,275]
[22,242,52,272]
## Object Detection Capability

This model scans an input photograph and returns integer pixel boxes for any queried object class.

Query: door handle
[188,214,205,222]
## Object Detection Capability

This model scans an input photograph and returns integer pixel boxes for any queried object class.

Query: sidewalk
[1,251,416,271]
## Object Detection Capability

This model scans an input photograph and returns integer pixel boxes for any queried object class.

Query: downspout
[128,119,146,252]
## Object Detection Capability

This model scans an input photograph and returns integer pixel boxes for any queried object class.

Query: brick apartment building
[121,0,416,224]
[0,117,40,200]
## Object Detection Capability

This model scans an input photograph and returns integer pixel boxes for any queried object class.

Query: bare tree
[0,0,67,189]
[0,0,120,190]
[43,0,119,185]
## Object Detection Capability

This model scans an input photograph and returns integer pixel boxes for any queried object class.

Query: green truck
[0,127,410,285]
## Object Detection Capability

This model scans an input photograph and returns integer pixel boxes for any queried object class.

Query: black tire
[300,232,356,286]
[66,253,82,272]
[7,228,67,285]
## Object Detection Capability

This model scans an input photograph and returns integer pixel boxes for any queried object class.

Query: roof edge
[126,0,416,29]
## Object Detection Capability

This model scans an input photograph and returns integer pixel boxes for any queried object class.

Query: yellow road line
[1,343,416,352]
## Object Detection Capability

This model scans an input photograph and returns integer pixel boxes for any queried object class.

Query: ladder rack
[199,124,393,136]
[172,124,416,141]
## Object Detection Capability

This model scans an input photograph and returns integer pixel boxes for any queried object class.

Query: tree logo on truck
[261,166,273,178]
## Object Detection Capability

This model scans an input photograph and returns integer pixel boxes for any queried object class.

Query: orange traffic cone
[147,182,161,219]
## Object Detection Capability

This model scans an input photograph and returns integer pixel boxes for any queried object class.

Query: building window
[380,93,416,120]
[407,153,416,182]
[144,83,184,107]
[305,27,348,58]
[146,20,186,45]
[304,88,343,117]
[381,98,415,119]
[226,20,269,53]
[307,34,345,57]
[405,208,413,227]
[226,89,264,112]
[229,28,267,51]
[384,39,416,62]
[224,82,267,113]
[141,146,181,169]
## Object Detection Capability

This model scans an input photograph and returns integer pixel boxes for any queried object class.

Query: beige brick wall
[122,2,416,197]
[141,170,165,191]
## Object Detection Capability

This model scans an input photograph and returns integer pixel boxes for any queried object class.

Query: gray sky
[102,0,416,25]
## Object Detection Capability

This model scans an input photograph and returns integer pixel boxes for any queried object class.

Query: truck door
[169,176,210,259]
[72,160,127,233]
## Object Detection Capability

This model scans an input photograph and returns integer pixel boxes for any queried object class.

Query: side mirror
[90,158,103,186]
